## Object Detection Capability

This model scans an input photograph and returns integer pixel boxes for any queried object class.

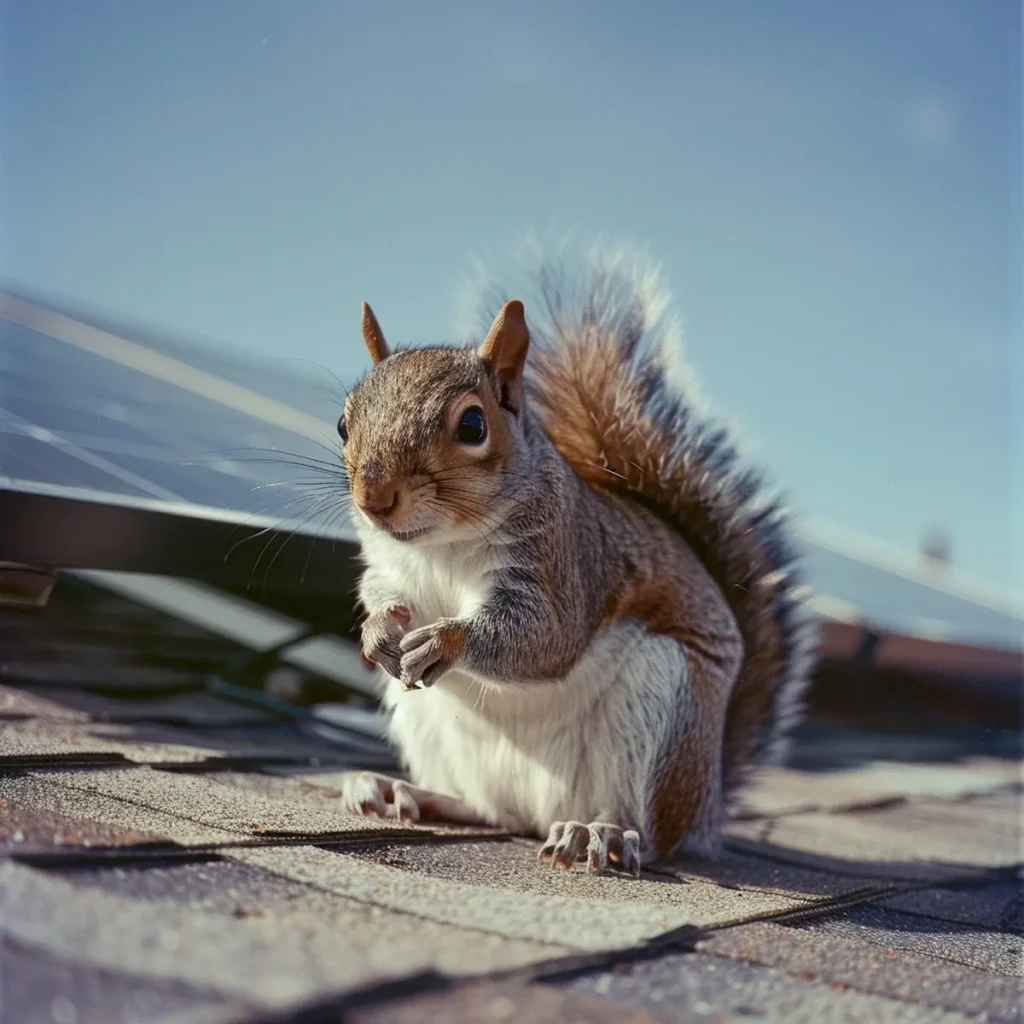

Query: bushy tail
[463,241,819,793]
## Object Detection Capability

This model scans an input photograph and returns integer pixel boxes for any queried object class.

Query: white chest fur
[359,530,498,623]
[360,533,689,841]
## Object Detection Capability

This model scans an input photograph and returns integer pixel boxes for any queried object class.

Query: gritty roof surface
[0,576,1020,1024]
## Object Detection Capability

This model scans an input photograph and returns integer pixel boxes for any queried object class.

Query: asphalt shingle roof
[0,574,1019,1023]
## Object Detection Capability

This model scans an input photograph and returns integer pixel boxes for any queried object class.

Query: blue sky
[2,0,1020,590]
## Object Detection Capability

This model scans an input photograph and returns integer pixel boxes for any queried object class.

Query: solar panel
[3,292,1021,653]
[2,312,348,531]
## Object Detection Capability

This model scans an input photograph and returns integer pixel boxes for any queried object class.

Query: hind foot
[338,771,487,826]
[538,820,641,878]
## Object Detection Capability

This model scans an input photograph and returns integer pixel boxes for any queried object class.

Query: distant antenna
[920,527,951,571]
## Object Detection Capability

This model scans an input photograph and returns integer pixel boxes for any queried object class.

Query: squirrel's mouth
[384,525,432,543]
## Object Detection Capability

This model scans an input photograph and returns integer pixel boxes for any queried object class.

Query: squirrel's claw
[339,771,397,819]
[336,773,427,824]
[543,820,589,869]
[539,820,642,879]
[360,608,409,680]
[398,626,444,688]
[398,619,467,688]
[338,771,489,826]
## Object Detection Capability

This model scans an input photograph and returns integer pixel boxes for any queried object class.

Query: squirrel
[338,249,817,876]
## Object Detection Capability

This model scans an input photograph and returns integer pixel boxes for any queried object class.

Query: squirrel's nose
[357,479,399,518]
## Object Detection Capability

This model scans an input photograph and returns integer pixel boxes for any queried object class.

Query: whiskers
[468,672,494,715]
[184,442,354,593]
[421,459,534,547]
[421,482,507,546]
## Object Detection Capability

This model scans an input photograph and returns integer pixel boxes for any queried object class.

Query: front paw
[399,618,468,689]
[360,607,410,679]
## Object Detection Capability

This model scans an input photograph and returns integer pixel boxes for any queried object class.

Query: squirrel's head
[339,300,530,544]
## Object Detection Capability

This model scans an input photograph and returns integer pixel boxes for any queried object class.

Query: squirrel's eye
[337,414,348,444]
[454,406,487,445]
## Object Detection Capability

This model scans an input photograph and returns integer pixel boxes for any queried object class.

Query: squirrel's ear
[477,300,530,413]
[361,302,391,364]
